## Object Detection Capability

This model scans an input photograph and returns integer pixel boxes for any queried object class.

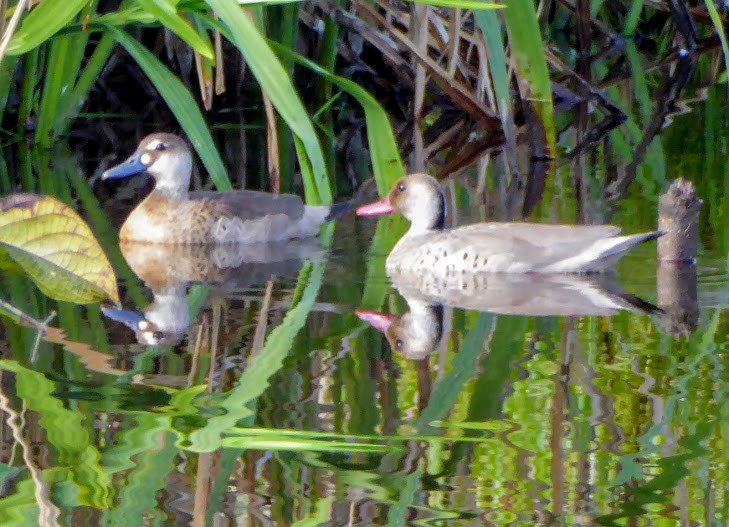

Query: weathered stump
[656,178,701,337]
[657,178,701,262]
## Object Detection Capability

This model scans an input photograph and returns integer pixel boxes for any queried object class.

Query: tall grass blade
[34,37,70,145]
[704,0,729,78]
[0,56,19,125]
[57,33,116,134]
[4,0,87,56]
[107,27,231,190]
[203,0,331,204]
[410,0,501,7]
[273,44,404,194]
[136,0,214,59]
[622,0,644,36]
[501,0,556,153]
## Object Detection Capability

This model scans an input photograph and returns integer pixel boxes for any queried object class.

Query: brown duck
[103,133,346,244]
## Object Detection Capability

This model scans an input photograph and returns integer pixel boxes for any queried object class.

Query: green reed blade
[16,50,36,134]
[0,56,18,126]
[203,0,331,204]
[34,36,70,146]
[622,0,644,36]
[4,0,88,56]
[704,0,729,79]
[136,0,214,59]
[272,43,404,195]
[107,26,231,190]
[501,0,556,154]
[408,0,501,7]
[57,33,116,134]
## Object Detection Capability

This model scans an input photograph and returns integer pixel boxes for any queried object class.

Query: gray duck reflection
[103,240,322,345]
[358,272,659,359]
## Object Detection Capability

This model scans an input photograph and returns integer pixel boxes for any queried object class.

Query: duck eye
[155,143,168,151]
[397,183,406,192]
[395,339,404,350]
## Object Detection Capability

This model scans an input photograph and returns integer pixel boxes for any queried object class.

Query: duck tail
[584,230,664,272]
[542,230,664,273]
[325,200,351,221]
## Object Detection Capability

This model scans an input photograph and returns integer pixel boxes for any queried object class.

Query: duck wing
[455,222,622,247]
[441,223,655,272]
[189,190,305,221]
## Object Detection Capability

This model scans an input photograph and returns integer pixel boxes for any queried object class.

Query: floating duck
[102,133,346,244]
[356,173,661,274]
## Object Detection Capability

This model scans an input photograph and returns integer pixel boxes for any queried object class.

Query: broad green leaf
[135,0,214,58]
[203,0,332,204]
[0,194,120,306]
[501,0,556,154]
[5,0,88,55]
[272,43,403,195]
[107,27,231,191]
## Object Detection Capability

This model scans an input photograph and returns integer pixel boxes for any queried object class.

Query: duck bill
[356,196,394,216]
[356,309,394,332]
[102,153,148,180]
[101,305,146,330]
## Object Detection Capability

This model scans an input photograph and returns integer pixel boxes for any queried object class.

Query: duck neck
[150,154,192,200]
[406,190,446,235]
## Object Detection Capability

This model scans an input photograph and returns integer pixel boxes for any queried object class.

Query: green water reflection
[0,89,729,527]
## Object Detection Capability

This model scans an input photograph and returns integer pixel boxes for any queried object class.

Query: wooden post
[657,178,701,262]
[656,179,701,337]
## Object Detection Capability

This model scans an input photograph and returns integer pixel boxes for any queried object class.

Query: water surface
[0,66,728,527]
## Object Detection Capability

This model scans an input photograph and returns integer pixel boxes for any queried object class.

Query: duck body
[119,188,329,244]
[103,133,338,244]
[357,174,661,274]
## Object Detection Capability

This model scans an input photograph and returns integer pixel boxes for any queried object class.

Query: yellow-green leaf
[0,194,120,306]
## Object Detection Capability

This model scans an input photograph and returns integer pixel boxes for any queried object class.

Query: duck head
[356,173,446,232]
[102,290,189,347]
[356,303,444,360]
[102,133,192,198]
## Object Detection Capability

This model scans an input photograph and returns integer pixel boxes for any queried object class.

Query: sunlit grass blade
[136,0,214,59]
[107,26,231,191]
[408,0,502,8]
[57,33,116,134]
[222,436,391,451]
[501,0,556,154]
[3,0,87,56]
[272,43,403,194]
[704,0,729,77]
[0,54,18,117]
[622,0,644,36]
[34,37,70,145]
[202,0,331,204]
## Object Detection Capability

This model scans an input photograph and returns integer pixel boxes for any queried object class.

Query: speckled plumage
[357,174,662,274]
[104,133,333,244]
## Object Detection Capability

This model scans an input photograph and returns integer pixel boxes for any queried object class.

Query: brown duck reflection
[104,240,322,346]
[358,272,659,359]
